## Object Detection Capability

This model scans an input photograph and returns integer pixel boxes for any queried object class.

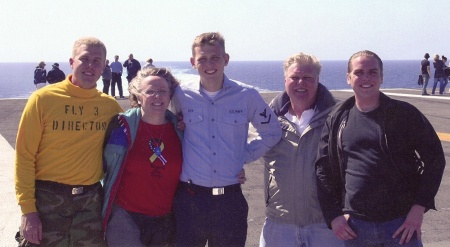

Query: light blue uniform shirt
[110,61,123,74]
[172,75,282,187]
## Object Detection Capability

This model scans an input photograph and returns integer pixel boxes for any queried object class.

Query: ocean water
[0,60,422,99]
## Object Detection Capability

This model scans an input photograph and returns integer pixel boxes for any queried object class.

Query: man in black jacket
[315,50,445,246]
[46,63,66,84]
[123,53,141,83]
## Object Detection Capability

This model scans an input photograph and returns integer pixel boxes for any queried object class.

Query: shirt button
[212,135,215,138]
[211,102,215,105]
[211,118,215,122]
[213,152,216,155]
[214,170,217,173]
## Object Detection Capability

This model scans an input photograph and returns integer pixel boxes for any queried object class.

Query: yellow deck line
[437,132,450,142]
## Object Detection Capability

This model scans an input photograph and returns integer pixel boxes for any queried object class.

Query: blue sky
[1,0,449,62]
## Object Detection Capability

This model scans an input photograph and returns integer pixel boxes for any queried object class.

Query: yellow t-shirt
[15,75,123,214]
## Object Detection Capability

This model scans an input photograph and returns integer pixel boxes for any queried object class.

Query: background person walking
[432,54,446,95]
[420,53,431,95]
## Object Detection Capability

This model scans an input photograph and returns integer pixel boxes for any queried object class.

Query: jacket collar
[334,92,391,114]
[270,83,336,117]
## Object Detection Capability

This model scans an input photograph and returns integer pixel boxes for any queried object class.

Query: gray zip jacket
[263,84,336,226]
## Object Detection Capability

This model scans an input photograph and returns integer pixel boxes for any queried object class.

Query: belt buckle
[72,187,83,195]
[212,187,224,195]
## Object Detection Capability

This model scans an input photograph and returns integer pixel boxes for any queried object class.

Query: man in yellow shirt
[15,37,123,246]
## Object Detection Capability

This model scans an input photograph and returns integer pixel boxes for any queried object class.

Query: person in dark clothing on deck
[34,61,47,90]
[46,63,66,84]
[431,54,446,95]
[123,53,141,83]
[110,55,124,98]
[101,59,112,95]
[441,55,448,93]
[420,53,431,95]
[315,50,445,247]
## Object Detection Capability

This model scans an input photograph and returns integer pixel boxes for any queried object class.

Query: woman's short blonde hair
[128,67,180,108]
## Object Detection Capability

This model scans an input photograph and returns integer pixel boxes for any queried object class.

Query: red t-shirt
[116,120,182,216]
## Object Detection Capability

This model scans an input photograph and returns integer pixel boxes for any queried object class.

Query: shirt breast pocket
[183,108,203,125]
[223,114,247,126]
[222,113,247,149]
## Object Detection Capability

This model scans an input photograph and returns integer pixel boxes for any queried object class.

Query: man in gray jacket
[260,52,343,247]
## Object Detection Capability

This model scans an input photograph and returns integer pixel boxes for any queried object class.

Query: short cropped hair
[191,32,226,56]
[348,50,383,74]
[72,37,107,59]
[283,52,321,76]
[128,67,180,108]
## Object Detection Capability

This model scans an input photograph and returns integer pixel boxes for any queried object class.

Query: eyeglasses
[143,90,171,97]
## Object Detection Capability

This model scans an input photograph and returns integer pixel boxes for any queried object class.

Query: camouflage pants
[19,181,106,247]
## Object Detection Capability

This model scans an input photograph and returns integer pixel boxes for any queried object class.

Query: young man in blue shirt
[172,32,281,247]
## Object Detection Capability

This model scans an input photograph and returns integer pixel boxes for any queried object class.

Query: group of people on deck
[100,53,144,98]
[33,61,66,89]
[420,52,450,95]
[17,33,445,247]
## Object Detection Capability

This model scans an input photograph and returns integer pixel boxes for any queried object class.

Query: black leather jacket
[316,93,446,227]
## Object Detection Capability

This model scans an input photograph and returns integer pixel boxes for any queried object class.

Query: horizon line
[0,59,428,63]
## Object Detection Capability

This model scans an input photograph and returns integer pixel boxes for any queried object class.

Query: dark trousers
[173,183,248,247]
[102,79,111,95]
[111,73,123,97]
